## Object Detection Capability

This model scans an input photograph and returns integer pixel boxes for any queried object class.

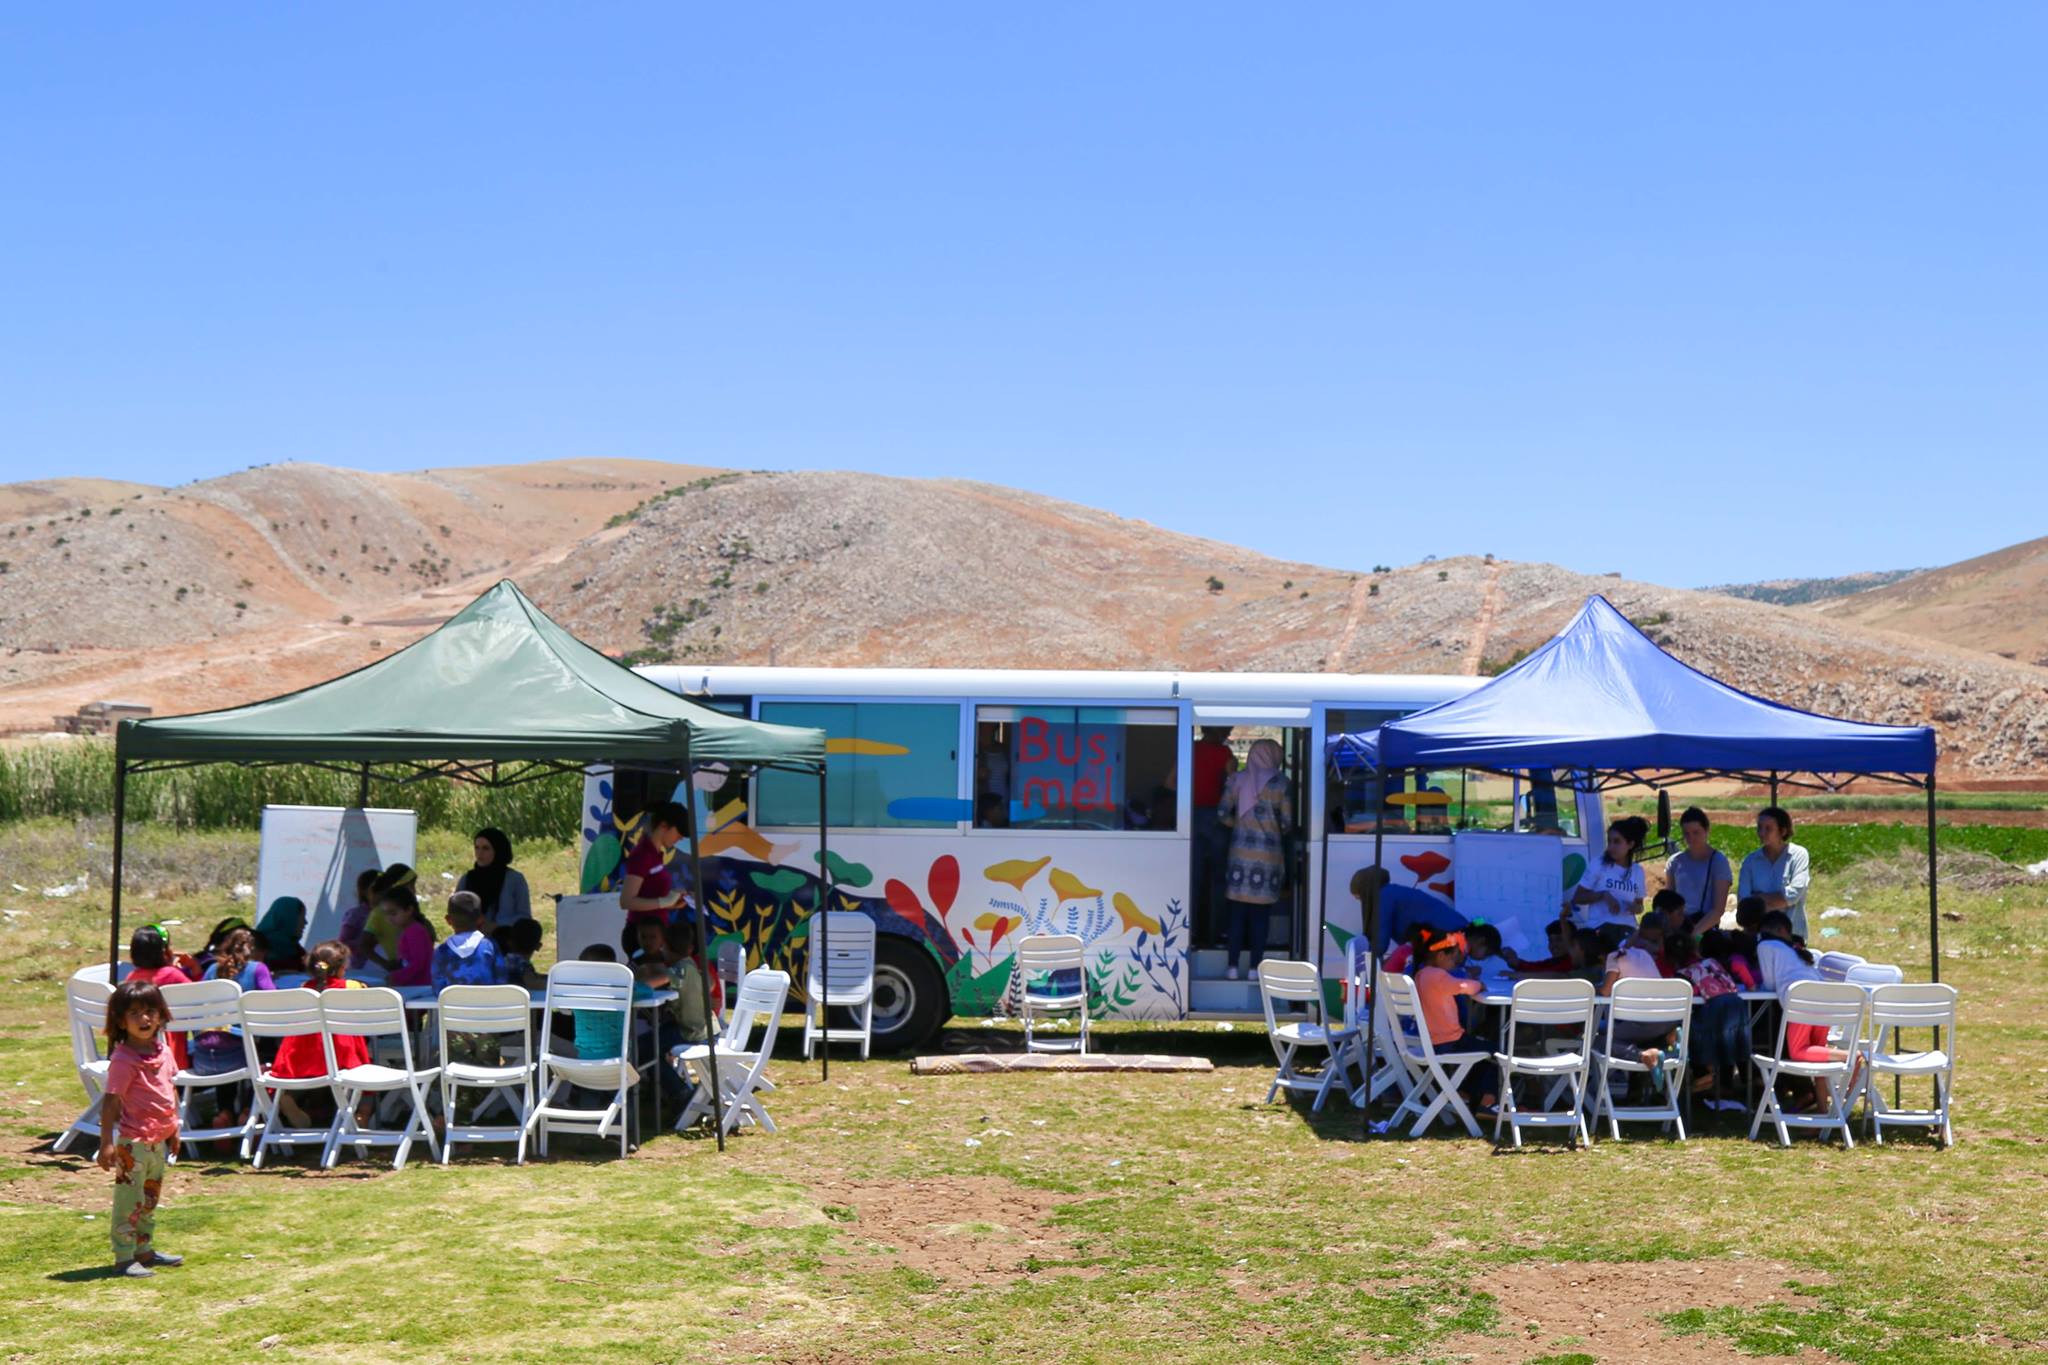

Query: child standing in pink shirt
[98,979,185,1278]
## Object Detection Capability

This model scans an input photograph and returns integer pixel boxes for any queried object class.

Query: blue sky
[1,6,2041,587]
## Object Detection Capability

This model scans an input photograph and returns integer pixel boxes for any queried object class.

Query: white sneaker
[1224,966,1240,981]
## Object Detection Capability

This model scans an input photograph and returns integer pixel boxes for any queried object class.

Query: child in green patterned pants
[97,980,186,1278]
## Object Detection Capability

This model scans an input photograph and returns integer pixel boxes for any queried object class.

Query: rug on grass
[912,1052,1215,1075]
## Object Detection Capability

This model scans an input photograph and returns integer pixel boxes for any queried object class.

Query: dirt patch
[799,1173,1088,1287]
[1438,1258,1832,1364]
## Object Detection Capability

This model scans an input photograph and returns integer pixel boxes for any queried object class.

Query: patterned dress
[1222,777,1293,906]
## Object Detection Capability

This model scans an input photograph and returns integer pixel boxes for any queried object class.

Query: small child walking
[97,979,185,1278]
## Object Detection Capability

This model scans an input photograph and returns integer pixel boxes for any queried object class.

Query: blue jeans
[1688,994,1751,1070]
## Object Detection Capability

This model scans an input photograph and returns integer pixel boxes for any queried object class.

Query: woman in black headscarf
[457,827,531,930]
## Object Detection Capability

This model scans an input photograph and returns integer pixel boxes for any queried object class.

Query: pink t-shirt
[105,1040,180,1143]
[1414,965,1480,1045]
[389,920,436,987]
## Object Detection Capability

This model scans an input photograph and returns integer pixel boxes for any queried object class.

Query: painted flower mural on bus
[979,855,1187,1020]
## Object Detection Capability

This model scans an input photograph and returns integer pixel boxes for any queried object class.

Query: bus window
[1516,769,1580,837]
[1329,766,1466,833]
[974,706,1177,832]
[757,702,961,828]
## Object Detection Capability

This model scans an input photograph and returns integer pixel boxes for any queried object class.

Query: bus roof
[637,664,1484,709]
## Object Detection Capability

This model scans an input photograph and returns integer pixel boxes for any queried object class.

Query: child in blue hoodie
[432,892,506,989]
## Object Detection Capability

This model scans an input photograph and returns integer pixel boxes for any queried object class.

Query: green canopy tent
[109,580,831,1150]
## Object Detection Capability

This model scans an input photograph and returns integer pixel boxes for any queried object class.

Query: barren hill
[0,459,715,724]
[6,463,2048,776]
[1813,535,2048,667]
[527,471,2048,776]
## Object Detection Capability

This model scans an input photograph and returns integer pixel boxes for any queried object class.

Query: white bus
[579,666,1605,1050]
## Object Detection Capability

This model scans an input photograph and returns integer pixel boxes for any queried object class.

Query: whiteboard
[1451,831,1564,959]
[555,893,625,966]
[256,806,417,948]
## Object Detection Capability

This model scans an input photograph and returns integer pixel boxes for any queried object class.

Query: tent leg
[1769,773,1779,807]
[1362,771,1388,1141]
[105,759,128,986]
[682,739,725,1153]
[1314,779,1332,1015]
[356,762,371,808]
[818,771,831,1082]
[1926,774,1940,983]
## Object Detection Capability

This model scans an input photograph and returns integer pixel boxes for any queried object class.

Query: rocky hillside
[1707,569,1921,607]
[1814,534,2048,667]
[6,463,2047,776]
[528,471,2048,776]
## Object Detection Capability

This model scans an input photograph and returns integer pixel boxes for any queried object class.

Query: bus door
[1188,707,1312,981]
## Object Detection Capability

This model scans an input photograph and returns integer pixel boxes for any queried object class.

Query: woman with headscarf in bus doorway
[1220,738,1292,981]
[458,827,532,930]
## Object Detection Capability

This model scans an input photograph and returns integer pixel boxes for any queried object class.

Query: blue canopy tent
[1346,596,1942,1136]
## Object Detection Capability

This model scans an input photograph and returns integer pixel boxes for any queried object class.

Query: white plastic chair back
[1844,962,1904,989]
[528,961,638,1158]
[541,960,635,1042]
[71,961,130,986]
[240,987,325,1042]
[1781,980,1869,1034]
[318,985,413,1043]
[1608,976,1694,1028]
[160,978,243,1039]
[716,938,748,1001]
[1017,934,1085,990]
[319,986,442,1170]
[1506,977,1599,1029]
[806,912,876,1001]
[438,984,535,1037]
[65,976,114,1072]
[1867,981,1956,1034]
[1817,951,1867,982]
[725,968,791,1051]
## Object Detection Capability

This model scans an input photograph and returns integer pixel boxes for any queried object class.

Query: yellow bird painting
[983,855,1051,890]
[1112,891,1161,936]
[1048,868,1101,901]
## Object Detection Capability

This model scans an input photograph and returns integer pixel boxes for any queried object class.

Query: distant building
[53,700,153,734]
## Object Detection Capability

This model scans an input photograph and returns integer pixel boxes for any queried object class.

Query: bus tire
[869,936,949,1053]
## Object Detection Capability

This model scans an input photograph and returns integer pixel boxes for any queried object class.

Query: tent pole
[1926,773,1940,983]
[356,762,371,808]
[105,758,129,985]
[1314,761,1332,1017]
[818,769,831,1082]
[1769,772,1779,807]
[683,737,726,1153]
[1361,768,1388,1141]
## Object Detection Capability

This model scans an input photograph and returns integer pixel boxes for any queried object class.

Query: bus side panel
[579,770,1191,1022]
[765,831,1192,1023]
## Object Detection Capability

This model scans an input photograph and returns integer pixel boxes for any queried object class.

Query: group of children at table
[1380,808,1845,1119]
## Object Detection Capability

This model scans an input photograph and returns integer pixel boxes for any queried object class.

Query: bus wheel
[870,937,948,1053]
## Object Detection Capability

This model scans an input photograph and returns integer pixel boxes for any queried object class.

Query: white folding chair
[53,976,115,1155]
[1845,962,1904,989]
[802,912,877,1060]
[437,985,537,1164]
[1750,981,1867,1148]
[1491,978,1596,1149]
[676,968,792,1137]
[159,979,258,1158]
[315,987,442,1170]
[1256,960,1355,1110]
[525,962,638,1158]
[1380,973,1485,1137]
[1590,978,1693,1142]
[1350,965,1422,1110]
[239,989,342,1168]
[1016,934,1090,1054]
[1861,983,1957,1147]
[1817,951,1867,982]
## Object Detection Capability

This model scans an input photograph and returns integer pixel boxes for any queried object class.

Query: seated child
[1506,920,1574,975]
[1757,909,1855,1110]
[1650,888,1690,945]
[493,917,546,990]
[432,892,505,989]
[1457,923,1517,994]
[270,940,370,1128]
[567,944,654,1061]
[125,926,192,1071]
[1728,895,1766,984]
[1681,928,1751,1105]
[338,868,381,970]
[1409,927,1497,1116]
[1599,916,1674,1067]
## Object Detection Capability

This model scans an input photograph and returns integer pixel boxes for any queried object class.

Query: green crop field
[0,818,2042,1363]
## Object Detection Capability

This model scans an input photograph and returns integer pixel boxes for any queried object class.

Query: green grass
[1,820,2045,1361]
[1612,791,2048,814]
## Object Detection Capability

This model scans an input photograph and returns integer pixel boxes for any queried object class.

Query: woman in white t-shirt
[1570,817,1648,931]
